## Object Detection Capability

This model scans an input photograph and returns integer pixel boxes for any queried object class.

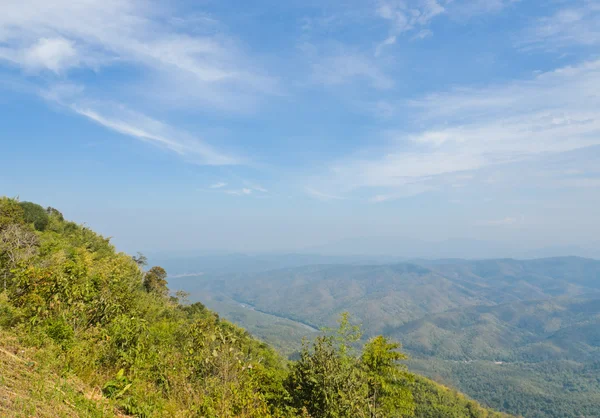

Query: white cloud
[305,46,394,89]
[69,101,239,165]
[0,0,276,100]
[374,0,516,51]
[520,1,600,50]
[0,0,278,113]
[377,0,445,33]
[225,188,253,196]
[0,0,276,164]
[375,0,445,50]
[251,185,268,193]
[305,187,345,201]
[411,29,433,40]
[324,59,600,197]
[375,36,397,56]
[210,182,227,189]
[0,37,79,73]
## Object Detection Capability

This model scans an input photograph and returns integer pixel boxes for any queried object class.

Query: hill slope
[0,197,508,417]
[0,329,120,417]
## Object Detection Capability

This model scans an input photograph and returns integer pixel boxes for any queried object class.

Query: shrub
[19,201,49,231]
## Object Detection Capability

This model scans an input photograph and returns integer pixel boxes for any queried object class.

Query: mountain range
[171,256,600,418]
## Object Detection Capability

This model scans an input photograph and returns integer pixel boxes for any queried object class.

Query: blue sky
[1,0,600,253]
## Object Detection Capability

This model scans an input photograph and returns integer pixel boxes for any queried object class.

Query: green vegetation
[408,359,600,418]
[0,197,507,417]
[200,295,316,355]
[18,201,50,232]
[0,329,119,417]
[186,259,600,417]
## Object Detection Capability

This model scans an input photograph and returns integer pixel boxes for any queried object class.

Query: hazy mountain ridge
[179,256,600,418]
[188,257,600,335]
[391,295,600,362]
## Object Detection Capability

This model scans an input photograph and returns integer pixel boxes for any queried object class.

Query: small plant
[102,369,132,399]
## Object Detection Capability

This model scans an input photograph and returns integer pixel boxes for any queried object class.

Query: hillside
[392,296,600,362]
[181,259,600,417]
[0,197,508,417]
[0,329,120,417]
[395,297,600,418]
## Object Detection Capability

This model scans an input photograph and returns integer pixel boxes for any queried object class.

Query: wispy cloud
[0,37,80,73]
[0,0,276,165]
[520,1,600,50]
[374,0,516,53]
[377,0,446,34]
[322,59,600,199]
[225,188,253,196]
[305,187,345,201]
[250,185,268,193]
[303,43,394,90]
[0,0,277,105]
[242,180,268,193]
[67,101,241,165]
[210,182,227,189]
[375,0,445,53]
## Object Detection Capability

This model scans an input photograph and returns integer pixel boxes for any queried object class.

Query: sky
[1,0,600,254]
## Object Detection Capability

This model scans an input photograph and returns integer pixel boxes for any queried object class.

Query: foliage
[362,336,414,417]
[143,266,169,296]
[1,197,285,416]
[0,197,510,417]
[409,358,600,418]
[409,375,507,418]
[0,197,25,228]
[285,314,415,418]
[19,201,50,231]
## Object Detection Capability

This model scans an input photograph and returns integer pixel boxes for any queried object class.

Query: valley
[171,256,600,418]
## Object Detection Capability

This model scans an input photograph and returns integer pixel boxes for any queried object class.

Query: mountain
[0,197,509,417]
[186,258,600,335]
[392,296,600,362]
[303,236,600,260]
[180,257,600,417]
[148,252,402,277]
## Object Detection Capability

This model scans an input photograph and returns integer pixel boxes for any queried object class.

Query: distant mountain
[149,252,402,277]
[178,256,600,418]
[391,296,600,362]
[188,257,600,335]
[303,236,600,260]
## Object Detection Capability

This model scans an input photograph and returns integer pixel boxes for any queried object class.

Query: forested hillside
[184,258,600,417]
[0,197,508,417]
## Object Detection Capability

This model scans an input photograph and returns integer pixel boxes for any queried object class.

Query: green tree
[286,334,367,417]
[361,336,414,418]
[132,252,147,268]
[45,206,64,221]
[0,197,24,229]
[143,266,169,296]
[19,201,49,231]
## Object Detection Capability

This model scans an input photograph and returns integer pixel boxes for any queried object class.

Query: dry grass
[0,331,120,418]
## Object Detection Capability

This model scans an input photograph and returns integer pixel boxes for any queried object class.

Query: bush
[19,201,49,231]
